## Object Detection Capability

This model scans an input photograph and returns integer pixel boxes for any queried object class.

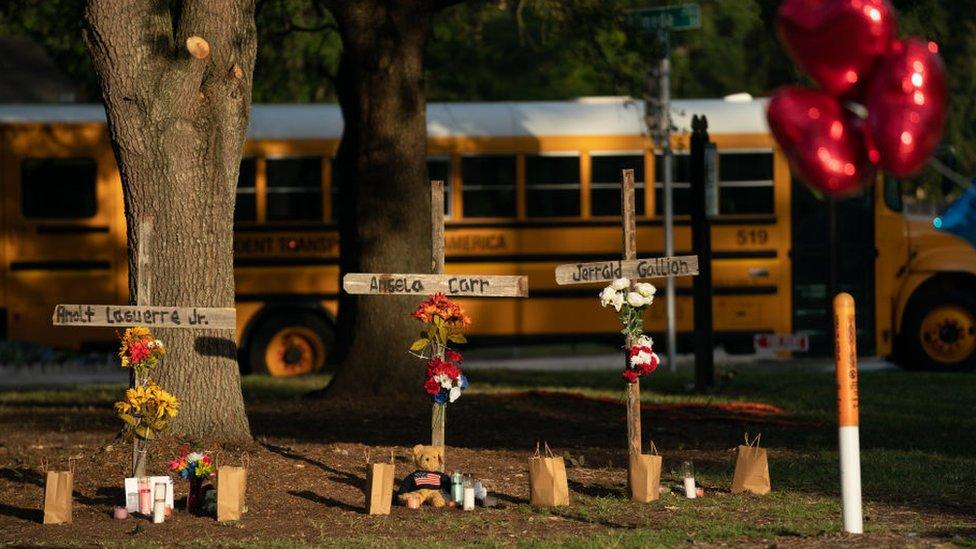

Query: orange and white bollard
[834,293,863,534]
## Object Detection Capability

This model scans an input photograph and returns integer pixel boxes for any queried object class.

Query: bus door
[3,125,120,348]
[791,178,876,355]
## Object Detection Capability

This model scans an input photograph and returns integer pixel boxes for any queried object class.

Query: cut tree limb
[186,36,211,59]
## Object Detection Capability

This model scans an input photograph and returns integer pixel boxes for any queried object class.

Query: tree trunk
[84,0,254,443]
[325,1,434,400]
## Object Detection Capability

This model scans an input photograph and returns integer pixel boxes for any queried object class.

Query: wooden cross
[553,169,698,470]
[51,217,236,476]
[343,181,528,461]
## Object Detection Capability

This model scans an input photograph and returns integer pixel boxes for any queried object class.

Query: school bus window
[461,155,516,218]
[266,156,323,222]
[591,154,645,216]
[21,157,97,219]
[654,153,691,215]
[526,155,580,217]
[718,152,774,215]
[427,157,452,218]
[235,157,257,223]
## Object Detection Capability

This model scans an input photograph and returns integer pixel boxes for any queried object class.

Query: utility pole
[628,3,700,372]
[658,28,678,373]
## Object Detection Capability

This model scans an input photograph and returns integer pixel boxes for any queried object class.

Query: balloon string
[926,156,972,190]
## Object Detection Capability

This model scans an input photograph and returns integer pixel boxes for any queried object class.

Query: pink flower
[445,349,463,363]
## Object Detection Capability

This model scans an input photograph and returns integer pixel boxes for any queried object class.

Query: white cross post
[343,181,528,464]
[51,217,236,476]
[553,169,698,483]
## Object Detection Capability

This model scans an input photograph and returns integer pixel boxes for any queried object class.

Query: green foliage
[253,0,341,103]
[0,0,98,100]
[2,0,975,181]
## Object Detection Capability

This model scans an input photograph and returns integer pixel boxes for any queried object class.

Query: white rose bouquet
[600,278,656,338]
[600,278,660,383]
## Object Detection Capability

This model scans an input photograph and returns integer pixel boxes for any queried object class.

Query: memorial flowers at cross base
[168,445,216,480]
[115,379,180,442]
[113,326,178,476]
[600,278,660,383]
[119,326,166,379]
[409,293,471,404]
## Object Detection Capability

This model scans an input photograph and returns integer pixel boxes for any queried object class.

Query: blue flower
[432,389,449,404]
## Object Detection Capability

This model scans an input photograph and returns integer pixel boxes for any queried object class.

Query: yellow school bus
[0,97,973,375]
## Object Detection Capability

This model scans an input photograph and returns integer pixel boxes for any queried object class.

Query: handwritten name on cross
[552,169,699,487]
[342,181,528,467]
[49,217,236,476]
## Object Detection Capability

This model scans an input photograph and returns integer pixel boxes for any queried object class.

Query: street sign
[626,4,701,32]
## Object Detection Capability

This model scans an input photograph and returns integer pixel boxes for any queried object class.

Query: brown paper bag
[217,455,248,522]
[528,442,569,507]
[629,441,662,503]
[42,460,74,525]
[364,450,395,515]
[731,433,771,495]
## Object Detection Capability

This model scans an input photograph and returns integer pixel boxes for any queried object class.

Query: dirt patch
[0,390,971,546]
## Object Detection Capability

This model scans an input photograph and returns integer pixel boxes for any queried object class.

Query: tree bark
[84,0,254,443]
[325,1,435,400]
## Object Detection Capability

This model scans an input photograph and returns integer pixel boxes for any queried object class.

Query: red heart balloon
[866,38,949,177]
[778,0,896,100]
[767,87,876,197]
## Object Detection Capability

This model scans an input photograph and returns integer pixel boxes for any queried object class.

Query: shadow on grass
[0,502,42,522]
[0,467,44,487]
[288,490,361,513]
[261,442,364,491]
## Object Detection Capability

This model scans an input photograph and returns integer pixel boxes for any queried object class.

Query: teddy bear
[396,444,451,508]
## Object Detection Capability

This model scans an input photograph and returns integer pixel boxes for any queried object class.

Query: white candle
[463,486,475,511]
[152,501,165,523]
[684,477,697,499]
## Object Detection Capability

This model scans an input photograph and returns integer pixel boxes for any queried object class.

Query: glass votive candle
[682,461,697,499]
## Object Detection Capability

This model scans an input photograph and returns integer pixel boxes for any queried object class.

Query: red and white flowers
[624,335,660,383]
[410,294,470,404]
[600,278,660,383]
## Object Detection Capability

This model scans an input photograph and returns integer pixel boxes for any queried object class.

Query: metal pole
[659,31,677,373]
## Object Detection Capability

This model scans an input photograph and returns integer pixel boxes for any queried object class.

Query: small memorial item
[152,481,166,523]
[42,459,75,525]
[216,455,248,522]
[138,477,152,515]
[168,446,216,514]
[682,461,697,499]
[451,470,464,504]
[462,476,475,511]
[528,443,569,507]
[405,495,420,509]
[731,433,771,495]
[113,506,128,520]
[364,450,395,516]
[396,445,451,508]
[124,476,173,514]
[628,441,663,503]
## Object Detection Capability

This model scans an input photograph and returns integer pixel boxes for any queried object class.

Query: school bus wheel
[903,290,976,372]
[248,311,334,377]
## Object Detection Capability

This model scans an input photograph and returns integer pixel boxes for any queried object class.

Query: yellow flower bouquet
[114,380,179,442]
